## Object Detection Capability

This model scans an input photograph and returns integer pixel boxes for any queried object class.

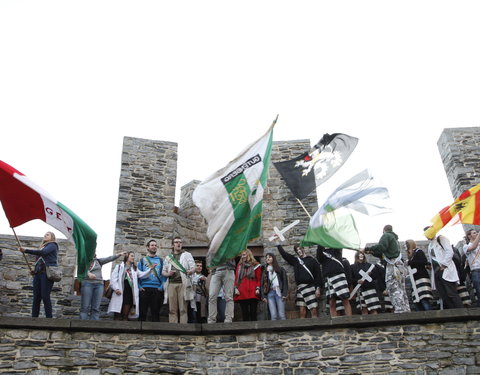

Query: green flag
[302,169,391,249]
[302,208,361,249]
[193,121,274,268]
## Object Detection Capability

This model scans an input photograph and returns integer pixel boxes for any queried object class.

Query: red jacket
[234,263,262,301]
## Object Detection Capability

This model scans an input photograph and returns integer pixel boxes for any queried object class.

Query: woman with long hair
[260,253,288,320]
[108,251,152,320]
[234,249,262,321]
[20,231,59,318]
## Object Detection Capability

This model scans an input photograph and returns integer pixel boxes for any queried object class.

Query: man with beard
[138,239,166,322]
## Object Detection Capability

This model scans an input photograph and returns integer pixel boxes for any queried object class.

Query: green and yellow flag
[193,121,274,268]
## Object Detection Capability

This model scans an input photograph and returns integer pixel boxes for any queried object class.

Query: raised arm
[277,245,295,266]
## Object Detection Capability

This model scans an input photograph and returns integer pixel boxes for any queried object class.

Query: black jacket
[260,266,288,299]
[277,245,323,288]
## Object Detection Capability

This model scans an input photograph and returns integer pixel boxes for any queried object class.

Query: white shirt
[428,235,459,283]
[463,243,480,271]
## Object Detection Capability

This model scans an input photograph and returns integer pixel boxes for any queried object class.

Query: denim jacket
[26,242,58,273]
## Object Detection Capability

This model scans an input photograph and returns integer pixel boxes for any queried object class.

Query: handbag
[45,265,62,282]
[74,279,81,295]
[40,255,62,282]
[104,267,118,299]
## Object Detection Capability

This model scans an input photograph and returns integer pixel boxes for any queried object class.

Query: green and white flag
[193,122,274,268]
[302,208,361,249]
[302,169,391,249]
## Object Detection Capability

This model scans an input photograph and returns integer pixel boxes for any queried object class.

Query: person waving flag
[0,160,97,280]
[193,118,275,268]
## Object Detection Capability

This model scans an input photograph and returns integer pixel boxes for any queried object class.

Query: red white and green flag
[193,121,275,268]
[0,160,97,279]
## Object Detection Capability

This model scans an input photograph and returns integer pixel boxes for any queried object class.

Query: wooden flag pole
[11,227,33,274]
[296,198,312,219]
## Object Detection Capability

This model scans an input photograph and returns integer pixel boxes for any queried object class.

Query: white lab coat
[107,262,151,319]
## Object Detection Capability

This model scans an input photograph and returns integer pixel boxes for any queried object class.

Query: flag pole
[296,198,312,219]
[268,114,279,131]
[11,227,33,273]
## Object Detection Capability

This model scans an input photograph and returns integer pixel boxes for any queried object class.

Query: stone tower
[438,127,480,198]
[114,137,319,260]
[114,136,178,252]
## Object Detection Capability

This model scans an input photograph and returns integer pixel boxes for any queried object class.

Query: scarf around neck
[237,262,256,284]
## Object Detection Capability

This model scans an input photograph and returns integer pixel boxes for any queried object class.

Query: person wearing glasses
[162,237,195,323]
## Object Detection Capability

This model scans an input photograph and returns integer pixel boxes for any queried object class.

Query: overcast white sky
[1,1,479,263]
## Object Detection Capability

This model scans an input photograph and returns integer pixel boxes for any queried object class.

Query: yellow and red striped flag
[424,183,480,238]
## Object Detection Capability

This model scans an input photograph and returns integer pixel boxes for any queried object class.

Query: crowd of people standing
[18,224,480,321]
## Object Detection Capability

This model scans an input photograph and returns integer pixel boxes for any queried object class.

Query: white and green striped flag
[302,169,391,250]
[193,122,274,268]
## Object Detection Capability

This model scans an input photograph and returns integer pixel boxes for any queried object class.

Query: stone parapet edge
[1,308,479,335]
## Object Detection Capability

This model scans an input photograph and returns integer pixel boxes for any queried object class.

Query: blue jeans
[414,298,432,311]
[32,272,54,318]
[267,290,286,320]
[80,282,104,320]
[471,270,480,307]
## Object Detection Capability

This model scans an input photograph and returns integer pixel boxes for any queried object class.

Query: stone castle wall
[262,140,318,313]
[0,138,320,320]
[114,136,178,252]
[0,235,79,319]
[173,180,209,245]
[0,310,479,374]
[438,127,480,199]
[114,137,318,257]
[1,129,480,374]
